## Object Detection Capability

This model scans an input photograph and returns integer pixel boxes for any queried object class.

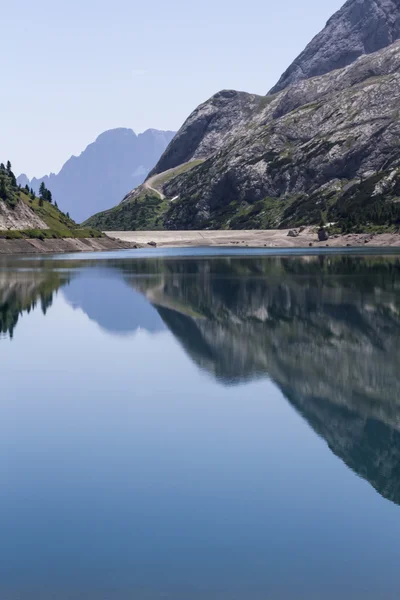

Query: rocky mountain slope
[161,41,400,230]
[270,0,400,94]
[19,128,175,223]
[86,0,400,232]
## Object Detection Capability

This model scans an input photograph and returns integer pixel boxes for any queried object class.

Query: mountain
[18,128,175,224]
[85,0,400,232]
[270,0,400,94]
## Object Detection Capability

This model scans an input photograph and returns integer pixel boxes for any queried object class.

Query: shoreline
[2,228,400,255]
[0,236,138,255]
[107,228,400,249]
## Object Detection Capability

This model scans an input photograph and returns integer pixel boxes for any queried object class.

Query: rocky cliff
[148,91,266,176]
[270,0,400,94]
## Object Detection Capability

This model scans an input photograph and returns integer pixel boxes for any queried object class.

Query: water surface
[1,248,400,599]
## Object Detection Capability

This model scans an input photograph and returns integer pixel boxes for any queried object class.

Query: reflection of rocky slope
[0,270,68,339]
[133,255,400,504]
[285,387,400,506]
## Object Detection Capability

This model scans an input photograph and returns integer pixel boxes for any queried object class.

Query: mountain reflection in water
[2,253,400,507]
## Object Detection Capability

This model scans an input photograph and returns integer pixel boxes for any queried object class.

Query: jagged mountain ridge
[19,128,175,223]
[270,0,400,94]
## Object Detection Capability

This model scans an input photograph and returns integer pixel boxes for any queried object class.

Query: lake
[1,247,400,599]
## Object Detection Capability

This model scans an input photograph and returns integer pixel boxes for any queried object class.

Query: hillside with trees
[0,161,101,240]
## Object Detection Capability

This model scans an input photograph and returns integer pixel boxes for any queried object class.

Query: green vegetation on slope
[0,161,18,207]
[84,160,205,231]
[150,160,205,192]
[84,189,169,231]
[0,160,102,239]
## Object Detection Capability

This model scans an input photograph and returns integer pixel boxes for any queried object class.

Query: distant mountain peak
[94,128,137,143]
[270,0,400,93]
[17,127,175,223]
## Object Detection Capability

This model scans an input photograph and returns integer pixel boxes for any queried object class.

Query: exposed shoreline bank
[107,228,400,249]
[0,236,138,255]
[2,228,400,255]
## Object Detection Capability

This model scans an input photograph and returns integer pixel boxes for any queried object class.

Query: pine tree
[6,161,11,173]
[0,177,7,200]
[39,182,46,199]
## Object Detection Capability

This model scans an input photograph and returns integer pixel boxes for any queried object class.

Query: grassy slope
[150,160,205,192]
[84,189,169,231]
[0,190,102,240]
[84,161,205,231]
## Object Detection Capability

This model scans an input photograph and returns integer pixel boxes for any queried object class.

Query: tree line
[0,160,64,211]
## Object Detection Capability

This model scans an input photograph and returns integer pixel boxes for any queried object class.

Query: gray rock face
[160,41,400,229]
[149,90,266,176]
[18,128,175,223]
[270,0,400,94]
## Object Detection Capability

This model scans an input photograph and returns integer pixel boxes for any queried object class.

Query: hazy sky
[2,0,344,177]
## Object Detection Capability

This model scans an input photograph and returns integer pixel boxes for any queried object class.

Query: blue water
[1,249,400,599]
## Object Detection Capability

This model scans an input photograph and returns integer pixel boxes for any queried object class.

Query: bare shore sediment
[107,228,400,249]
[0,236,137,255]
[2,228,400,255]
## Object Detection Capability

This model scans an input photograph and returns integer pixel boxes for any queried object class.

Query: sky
[1,0,344,178]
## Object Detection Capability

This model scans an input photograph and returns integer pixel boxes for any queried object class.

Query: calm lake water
[2,247,400,599]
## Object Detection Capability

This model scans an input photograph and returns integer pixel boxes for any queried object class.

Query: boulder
[288,229,299,238]
[318,228,329,242]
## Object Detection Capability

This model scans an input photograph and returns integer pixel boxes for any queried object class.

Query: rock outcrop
[0,199,48,231]
[148,91,267,176]
[270,0,400,94]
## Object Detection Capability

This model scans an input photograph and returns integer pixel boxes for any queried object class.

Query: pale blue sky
[2,0,343,177]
